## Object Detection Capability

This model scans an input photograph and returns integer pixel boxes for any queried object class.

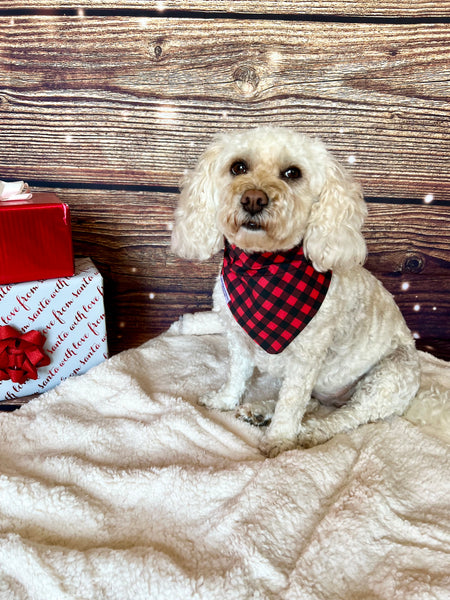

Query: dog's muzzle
[240,189,268,230]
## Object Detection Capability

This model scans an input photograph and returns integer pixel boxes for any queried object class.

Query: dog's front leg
[199,331,254,411]
[259,360,319,458]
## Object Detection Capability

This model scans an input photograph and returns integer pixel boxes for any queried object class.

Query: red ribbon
[0,325,50,384]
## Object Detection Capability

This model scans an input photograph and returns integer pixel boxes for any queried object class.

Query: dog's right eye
[230,161,248,176]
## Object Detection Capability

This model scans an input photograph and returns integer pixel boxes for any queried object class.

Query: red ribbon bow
[0,325,50,384]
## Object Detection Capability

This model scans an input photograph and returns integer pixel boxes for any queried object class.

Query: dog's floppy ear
[303,158,367,272]
[171,143,224,261]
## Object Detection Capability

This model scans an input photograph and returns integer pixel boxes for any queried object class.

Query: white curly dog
[171,127,420,457]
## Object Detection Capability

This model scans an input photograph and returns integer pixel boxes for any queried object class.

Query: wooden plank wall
[0,1,449,361]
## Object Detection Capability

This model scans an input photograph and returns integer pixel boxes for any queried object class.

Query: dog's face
[214,130,324,253]
[172,127,367,272]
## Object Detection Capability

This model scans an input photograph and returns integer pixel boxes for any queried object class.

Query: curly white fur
[171,127,420,457]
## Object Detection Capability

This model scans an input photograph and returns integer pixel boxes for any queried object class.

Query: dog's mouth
[242,220,263,231]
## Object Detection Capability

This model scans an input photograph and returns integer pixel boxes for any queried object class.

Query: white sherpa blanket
[0,327,449,600]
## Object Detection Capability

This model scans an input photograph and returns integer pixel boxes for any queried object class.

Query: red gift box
[0,192,74,285]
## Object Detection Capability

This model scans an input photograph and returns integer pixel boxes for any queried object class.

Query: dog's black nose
[240,189,269,215]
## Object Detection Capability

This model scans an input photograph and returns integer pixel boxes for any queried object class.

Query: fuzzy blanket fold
[0,330,449,600]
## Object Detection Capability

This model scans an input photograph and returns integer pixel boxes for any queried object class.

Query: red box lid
[0,192,74,284]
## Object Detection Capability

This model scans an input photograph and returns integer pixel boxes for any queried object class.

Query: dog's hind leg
[299,344,420,447]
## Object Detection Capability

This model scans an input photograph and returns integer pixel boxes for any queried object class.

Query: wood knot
[149,41,164,60]
[402,254,425,274]
[233,65,260,95]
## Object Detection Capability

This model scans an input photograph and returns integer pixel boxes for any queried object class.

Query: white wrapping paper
[0,257,108,400]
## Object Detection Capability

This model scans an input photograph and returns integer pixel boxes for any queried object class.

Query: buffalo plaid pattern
[220,241,332,354]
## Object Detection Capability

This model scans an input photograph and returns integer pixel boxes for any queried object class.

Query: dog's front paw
[199,389,239,411]
[259,435,297,458]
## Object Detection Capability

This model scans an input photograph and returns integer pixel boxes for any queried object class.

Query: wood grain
[3,1,450,18]
[0,17,449,201]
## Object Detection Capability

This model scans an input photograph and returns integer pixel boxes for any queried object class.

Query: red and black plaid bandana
[220,241,332,354]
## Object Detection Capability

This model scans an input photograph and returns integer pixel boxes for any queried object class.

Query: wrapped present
[0,257,108,401]
[0,181,74,284]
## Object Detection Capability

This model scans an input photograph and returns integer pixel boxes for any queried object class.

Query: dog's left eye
[230,161,248,176]
[281,166,302,180]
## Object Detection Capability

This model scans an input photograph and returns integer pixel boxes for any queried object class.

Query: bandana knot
[220,242,332,354]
